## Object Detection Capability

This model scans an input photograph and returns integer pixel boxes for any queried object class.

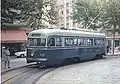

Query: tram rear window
[28,38,46,46]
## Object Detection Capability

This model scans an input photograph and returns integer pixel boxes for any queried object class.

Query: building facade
[1,25,32,55]
[56,0,83,29]
[105,29,120,51]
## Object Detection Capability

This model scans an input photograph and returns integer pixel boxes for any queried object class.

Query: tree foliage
[72,0,101,29]
[1,0,23,25]
[72,0,120,54]
[43,0,60,26]
[72,0,120,30]
[1,0,59,29]
[101,0,120,30]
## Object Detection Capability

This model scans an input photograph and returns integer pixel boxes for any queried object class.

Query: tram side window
[65,38,74,46]
[78,38,84,46]
[87,39,93,45]
[29,39,33,46]
[37,38,46,46]
[73,38,78,46]
[56,37,62,46]
[65,38,69,46]
[94,39,104,45]
[94,39,99,45]
[28,39,37,46]
[48,38,55,46]
[99,39,104,45]
[69,38,74,46]
[28,38,46,46]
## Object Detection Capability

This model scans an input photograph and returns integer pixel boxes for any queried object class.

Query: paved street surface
[36,56,120,84]
[1,57,35,72]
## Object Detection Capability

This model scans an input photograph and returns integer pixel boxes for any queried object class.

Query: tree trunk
[112,27,115,54]
[112,31,115,54]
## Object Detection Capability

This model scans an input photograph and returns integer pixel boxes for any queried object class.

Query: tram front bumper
[26,57,47,63]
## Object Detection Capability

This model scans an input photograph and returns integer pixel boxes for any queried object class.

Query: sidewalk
[1,57,35,73]
[106,54,120,56]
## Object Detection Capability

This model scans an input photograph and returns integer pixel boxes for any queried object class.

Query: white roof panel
[28,29,105,38]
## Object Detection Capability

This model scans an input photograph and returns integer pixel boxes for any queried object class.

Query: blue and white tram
[26,28,106,65]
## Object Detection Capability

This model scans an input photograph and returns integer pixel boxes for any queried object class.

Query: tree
[100,0,120,54]
[19,0,59,29]
[1,0,23,25]
[43,0,60,27]
[72,0,120,54]
[1,0,59,29]
[72,0,101,29]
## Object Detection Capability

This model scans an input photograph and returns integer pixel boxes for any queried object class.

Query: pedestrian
[107,46,109,53]
[2,47,11,69]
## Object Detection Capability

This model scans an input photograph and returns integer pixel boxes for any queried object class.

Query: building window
[67,23,69,26]
[61,11,63,15]
[73,21,76,27]
[67,16,69,19]
[61,24,64,26]
[60,4,64,9]
[66,9,69,13]
[66,3,69,7]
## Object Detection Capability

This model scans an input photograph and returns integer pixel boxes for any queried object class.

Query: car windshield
[28,38,46,46]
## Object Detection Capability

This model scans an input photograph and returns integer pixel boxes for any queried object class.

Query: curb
[106,54,120,56]
[1,63,35,74]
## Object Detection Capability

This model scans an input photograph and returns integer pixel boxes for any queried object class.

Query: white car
[15,50,27,58]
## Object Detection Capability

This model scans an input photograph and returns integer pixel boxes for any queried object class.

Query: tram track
[1,64,59,84]
[32,68,57,84]
[1,64,38,84]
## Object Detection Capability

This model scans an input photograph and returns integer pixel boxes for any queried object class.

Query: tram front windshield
[28,38,46,46]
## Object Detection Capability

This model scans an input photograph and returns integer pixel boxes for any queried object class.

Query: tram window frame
[56,37,62,46]
[47,38,55,47]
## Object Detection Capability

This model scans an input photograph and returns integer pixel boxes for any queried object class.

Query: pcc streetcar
[26,28,106,66]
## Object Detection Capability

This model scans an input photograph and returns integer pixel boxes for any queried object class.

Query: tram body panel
[26,29,106,65]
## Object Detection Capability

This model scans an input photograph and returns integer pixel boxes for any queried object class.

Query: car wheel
[17,56,20,58]
[20,54,24,58]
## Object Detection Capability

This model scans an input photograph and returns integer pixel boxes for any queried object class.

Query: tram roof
[28,29,105,38]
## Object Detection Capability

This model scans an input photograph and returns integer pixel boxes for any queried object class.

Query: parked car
[15,50,27,58]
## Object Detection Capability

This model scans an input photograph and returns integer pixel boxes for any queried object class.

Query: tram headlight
[31,53,34,56]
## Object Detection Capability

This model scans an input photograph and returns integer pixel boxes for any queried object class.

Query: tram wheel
[95,54,103,59]
[62,58,74,65]
[73,57,81,63]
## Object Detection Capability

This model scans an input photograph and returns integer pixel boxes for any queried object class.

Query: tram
[26,28,106,66]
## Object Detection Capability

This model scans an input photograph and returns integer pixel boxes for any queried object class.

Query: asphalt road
[36,56,120,84]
